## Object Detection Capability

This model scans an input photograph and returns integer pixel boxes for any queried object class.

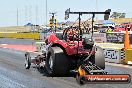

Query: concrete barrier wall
[0,33,40,40]
[125,49,132,64]
[103,48,125,63]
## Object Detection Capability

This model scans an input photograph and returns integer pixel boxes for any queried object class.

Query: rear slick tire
[94,46,105,69]
[45,47,70,76]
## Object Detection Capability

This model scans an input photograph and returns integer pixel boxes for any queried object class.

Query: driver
[68,29,78,41]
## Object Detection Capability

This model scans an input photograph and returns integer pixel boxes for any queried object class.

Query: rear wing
[65,8,111,20]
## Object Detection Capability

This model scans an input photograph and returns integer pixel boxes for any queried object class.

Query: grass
[111,18,132,24]
[0,26,31,32]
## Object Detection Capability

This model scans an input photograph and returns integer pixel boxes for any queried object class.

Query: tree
[110,12,126,19]
[119,13,126,18]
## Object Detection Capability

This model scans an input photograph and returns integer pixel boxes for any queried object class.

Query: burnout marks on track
[0,44,36,52]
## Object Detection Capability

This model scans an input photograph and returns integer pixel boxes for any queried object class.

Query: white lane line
[0,44,8,45]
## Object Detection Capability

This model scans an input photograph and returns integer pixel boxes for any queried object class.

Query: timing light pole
[17,8,19,26]
[96,0,98,23]
[49,12,57,31]
[49,12,57,20]
[46,0,47,25]
[35,0,38,31]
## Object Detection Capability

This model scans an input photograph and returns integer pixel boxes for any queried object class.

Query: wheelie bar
[80,61,107,75]
[76,62,131,85]
[76,61,106,85]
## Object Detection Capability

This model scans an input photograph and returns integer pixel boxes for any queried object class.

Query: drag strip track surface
[0,48,79,88]
[0,38,132,88]
[1,48,132,88]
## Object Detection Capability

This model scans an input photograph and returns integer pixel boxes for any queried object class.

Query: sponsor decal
[84,74,131,83]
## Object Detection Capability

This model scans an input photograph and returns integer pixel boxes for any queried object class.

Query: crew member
[127,25,131,31]
[106,27,113,33]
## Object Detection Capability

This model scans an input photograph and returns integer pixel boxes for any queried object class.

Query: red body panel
[47,33,59,44]
[46,33,91,56]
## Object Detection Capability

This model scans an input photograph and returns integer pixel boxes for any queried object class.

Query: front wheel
[25,52,31,69]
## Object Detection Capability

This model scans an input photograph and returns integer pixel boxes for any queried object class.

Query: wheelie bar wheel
[76,74,86,85]
[25,52,31,69]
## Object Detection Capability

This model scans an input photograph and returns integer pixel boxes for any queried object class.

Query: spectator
[127,25,131,31]
[106,26,113,33]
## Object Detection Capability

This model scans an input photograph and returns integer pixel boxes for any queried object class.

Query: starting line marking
[0,44,8,45]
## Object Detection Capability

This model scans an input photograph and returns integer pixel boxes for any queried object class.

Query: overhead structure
[49,12,58,31]
[65,8,111,36]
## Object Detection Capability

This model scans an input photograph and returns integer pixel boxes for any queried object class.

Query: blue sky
[0,0,132,27]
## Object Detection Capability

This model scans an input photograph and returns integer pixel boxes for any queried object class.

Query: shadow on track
[36,66,77,78]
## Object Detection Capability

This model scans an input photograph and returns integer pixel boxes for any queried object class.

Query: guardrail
[103,47,125,64]
[125,49,132,65]
[0,33,40,40]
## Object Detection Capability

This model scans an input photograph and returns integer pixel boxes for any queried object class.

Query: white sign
[93,33,106,43]
[103,48,124,63]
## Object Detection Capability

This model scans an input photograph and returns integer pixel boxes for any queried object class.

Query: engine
[82,38,94,49]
